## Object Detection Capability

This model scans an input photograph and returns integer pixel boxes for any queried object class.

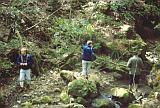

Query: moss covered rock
[111,87,135,105]
[60,91,70,104]
[92,98,115,108]
[128,104,141,108]
[32,96,53,105]
[68,78,98,98]
[21,101,32,108]
[74,97,88,105]
[60,70,76,83]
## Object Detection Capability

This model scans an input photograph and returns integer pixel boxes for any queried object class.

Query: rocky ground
[1,68,155,108]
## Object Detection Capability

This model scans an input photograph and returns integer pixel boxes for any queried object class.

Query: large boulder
[68,78,98,98]
[60,70,76,83]
[92,98,115,108]
[111,87,135,105]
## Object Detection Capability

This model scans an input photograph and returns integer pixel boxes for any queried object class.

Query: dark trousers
[129,74,140,85]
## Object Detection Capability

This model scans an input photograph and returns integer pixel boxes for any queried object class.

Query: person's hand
[20,63,24,65]
[24,63,27,66]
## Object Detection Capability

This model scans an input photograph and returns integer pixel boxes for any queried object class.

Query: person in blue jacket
[17,47,33,90]
[81,40,95,79]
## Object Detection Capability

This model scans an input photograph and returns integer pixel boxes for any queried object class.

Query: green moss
[60,91,70,104]
[21,101,32,108]
[31,98,41,104]
[128,104,141,108]
[68,78,98,98]
[41,96,53,104]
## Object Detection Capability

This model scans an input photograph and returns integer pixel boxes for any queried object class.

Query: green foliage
[0,59,12,69]
[114,32,126,39]
[50,18,95,42]
[94,56,127,72]
[94,1,109,12]
[32,96,53,105]
[91,12,106,25]
[120,12,134,23]
[40,96,53,104]
[143,4,160,16]
[60,91,70,104]
[128,38,146,52]
[21,101,32,108]
[110,0,139,11]
[11,0,37,7]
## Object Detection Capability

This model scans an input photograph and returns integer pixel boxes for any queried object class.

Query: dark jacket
[82,45,94,61]
[17,54,33,70]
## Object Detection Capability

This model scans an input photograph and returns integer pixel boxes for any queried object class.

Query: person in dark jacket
[127,51,143,91]
[17,47,33,90]
[81,40,95,78]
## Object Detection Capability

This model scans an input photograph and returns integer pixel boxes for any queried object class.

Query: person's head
[21,47,27,55]
[87,40,93,46]
[132,51,138,56]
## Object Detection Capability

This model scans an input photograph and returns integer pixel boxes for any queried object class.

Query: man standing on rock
[81,40,95,79]
[17,47,33,91]
[127,51,143,91]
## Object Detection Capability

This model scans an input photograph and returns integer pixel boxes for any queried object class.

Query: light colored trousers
[19,69,31,87]
[82,60,92,76]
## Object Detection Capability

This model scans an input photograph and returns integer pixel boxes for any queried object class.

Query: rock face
[111,87,135,105]
[68,78,98,98]
[92,98,115,108]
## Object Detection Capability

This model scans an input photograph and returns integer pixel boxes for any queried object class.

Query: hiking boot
[26,84,30,89]
[25,84,31,91]
[18,87,25,92]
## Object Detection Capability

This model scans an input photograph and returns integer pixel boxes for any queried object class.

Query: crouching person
[17,47,33,91]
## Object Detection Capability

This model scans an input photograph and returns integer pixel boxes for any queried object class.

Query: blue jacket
[82,45,94,61]
[17,54,33,70]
